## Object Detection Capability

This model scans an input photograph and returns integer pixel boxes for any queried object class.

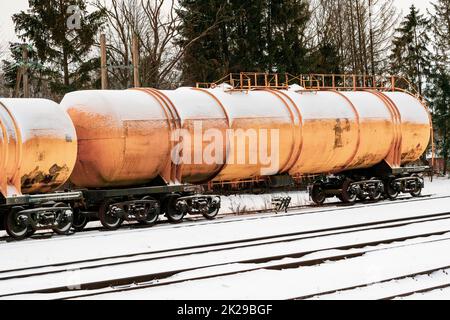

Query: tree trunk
[355,0,369,75]
[348,1,358,73]
[368,0,376,75]
[63,48,69,87]
[220,24,230,74]
[444,153,448,175]
[445,124,449,175]
[413,25,423,95]
[267,0,272,72]
[337,0,345,71]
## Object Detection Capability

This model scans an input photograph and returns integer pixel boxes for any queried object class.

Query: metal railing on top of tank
[196,72,422,99]
[197,72,434,187]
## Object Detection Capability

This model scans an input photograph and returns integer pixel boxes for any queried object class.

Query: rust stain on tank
[334,119,351,149]
[21,164,70,189]
[351,153,380,168]
[401,144,423,161]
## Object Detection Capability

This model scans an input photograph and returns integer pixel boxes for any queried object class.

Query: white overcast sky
[0,0,434,54]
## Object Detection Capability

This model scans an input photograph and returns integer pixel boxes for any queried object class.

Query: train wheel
[99,201,124,230]
[138,196,160,226]
[4,207,28,240]
[72,209,89,232]
[385,180,399,200]
[369,178,383,201]
[410,174,423,197]
[53,203,74,235]
[341,180,357,203]
[202,197,220,220]
[164,194,185,223]
[369,188,382,201]
[311,183,326,205]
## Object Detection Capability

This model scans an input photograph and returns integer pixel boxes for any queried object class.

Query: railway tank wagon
[0,98,80,239]
[59,73,431,231]
[298,90,431,203]
[0,73,431,240]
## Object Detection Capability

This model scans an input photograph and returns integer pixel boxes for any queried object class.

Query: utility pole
[100,34,108,90]
[132,34,140,88]
[22,44,29,98]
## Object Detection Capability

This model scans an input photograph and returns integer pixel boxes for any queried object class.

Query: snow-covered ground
[2,192,450,271]
[0,176,450,300]
[70,237,450,300]
[312,268,450,300]
[2,218,450,298]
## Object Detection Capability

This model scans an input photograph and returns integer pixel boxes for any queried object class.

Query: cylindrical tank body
[382,92,431,163]
[0,99,77,198]
[60,87,431,189]
[59,90,172,188]
[160,87,298,182]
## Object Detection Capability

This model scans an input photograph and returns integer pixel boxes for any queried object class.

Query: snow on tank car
[0,98,81,239]
[60,73,431,219]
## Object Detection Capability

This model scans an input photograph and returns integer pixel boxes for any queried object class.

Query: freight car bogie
[70,185,222,232]
[309,171,425,206]
[177,195,221,220]
[98,197,160,229]
[384,174,424,200]
[162,194,221,223]
[3,203,74,239]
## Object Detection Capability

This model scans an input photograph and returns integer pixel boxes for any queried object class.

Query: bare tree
[308,0,399,75]
[94,0,226,89]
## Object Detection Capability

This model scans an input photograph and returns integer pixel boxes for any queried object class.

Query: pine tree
[1,43,43,95]
[309,42,342,75]
[428,0,450,174]
[390,5,431,95]
[429,72,450,174]
[430,0,450,71]
[265,0,310,74]
[177,1,311,84]
[228,0,267,73]
[12,0,105,95]
[177,0,233,85]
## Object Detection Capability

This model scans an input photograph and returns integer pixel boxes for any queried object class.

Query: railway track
[297,268,450,300]
[65,236,450,300]
[391,283,450,300]
[1,196,449,275]
[0,193,442,244]
[2,212,450,299]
